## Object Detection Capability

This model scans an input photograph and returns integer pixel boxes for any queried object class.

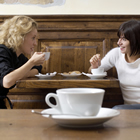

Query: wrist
[28,59,35,67]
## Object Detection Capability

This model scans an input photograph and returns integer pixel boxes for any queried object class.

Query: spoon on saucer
[31,110,80,116]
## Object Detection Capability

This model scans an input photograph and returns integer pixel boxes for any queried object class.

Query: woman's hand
[29,52,45,66]
[88,54,101,73]
[89,54,101,68]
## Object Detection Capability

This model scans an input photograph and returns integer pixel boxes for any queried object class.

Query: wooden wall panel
[41,40,105,73]
[7,88,57,109]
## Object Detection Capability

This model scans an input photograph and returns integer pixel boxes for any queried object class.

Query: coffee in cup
[45,88,105,116]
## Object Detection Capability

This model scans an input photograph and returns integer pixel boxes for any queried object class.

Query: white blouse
[100,47,140,104]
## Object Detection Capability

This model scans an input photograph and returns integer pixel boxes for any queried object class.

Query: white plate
[42,108,120,128]
[82,72,107,79]
[60,73,82,78]
[35,72,57,79]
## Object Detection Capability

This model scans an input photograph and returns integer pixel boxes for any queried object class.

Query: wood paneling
[7,88,57,109]
[2,15,139,109]
[41,41,105,73]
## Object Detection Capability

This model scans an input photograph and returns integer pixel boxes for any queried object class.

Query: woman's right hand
[29,52,45,66]
[89,54,101,68]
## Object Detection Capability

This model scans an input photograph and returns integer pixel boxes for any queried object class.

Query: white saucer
[82,72,107,79]
[35,72,57,79]
[42,108,120,128]
[60,73,82,78]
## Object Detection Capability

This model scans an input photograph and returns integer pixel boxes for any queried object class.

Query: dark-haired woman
[89,19,140,109]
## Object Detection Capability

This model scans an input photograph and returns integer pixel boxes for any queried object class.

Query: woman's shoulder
[0,44,11,52]
[0,44,9,53]
[108,47,121,57]
[110,47,120,53]
[0,44,7,49]
[0,44,16,58]
[104,47,122,63]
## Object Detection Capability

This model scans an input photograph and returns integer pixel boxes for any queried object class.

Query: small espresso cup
[91,67,104,75]
[45,88,105,116]
[44,52,50,60]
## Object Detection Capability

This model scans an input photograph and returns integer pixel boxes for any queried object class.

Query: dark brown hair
[117,19,140,56]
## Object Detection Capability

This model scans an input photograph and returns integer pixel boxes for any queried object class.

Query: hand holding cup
[30,52,46,65]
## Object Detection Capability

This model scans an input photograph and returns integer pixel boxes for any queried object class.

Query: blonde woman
[0,16,45,108]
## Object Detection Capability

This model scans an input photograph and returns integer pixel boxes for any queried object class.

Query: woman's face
[117,35,131,55]
[20,28,38,55]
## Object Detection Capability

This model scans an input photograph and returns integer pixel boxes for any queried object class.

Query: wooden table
[0,109,140,140]
[16,75,119,88]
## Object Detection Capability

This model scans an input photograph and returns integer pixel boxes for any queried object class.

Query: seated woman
[0,16,46,109]
[89,19,140,109]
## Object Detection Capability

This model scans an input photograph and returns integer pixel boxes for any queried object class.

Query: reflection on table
[0,109,140,140]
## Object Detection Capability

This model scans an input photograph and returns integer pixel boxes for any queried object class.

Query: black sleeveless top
[0,44,42,108]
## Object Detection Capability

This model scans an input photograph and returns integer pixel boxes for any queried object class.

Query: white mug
[45,88,105,116]
[91,67,104,75]
[44,52,50,60]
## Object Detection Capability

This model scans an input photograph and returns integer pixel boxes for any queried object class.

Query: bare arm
[3,52,45,88]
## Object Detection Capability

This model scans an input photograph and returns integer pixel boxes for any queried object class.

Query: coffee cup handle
[45,93,61,110]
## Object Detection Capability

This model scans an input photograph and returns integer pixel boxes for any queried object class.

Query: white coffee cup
[44,52,50,60]
[91,67,104,75]
[45,88,105,116]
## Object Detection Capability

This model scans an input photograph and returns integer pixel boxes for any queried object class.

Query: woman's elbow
[3,76,15,88]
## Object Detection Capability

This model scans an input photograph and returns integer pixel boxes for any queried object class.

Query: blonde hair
[0,15,38,52]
